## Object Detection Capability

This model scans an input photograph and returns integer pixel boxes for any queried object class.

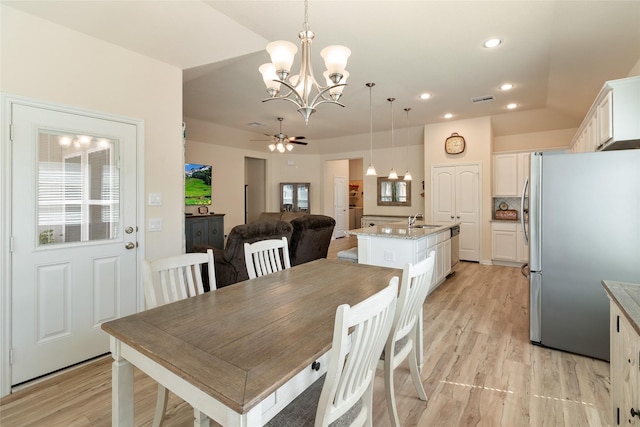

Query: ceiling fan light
[285,143,294,151]
[366,164,377,176]
[277,142,285,153]
[268,143,276,151]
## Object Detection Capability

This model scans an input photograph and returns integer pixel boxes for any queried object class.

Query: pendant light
[403,108,412,181]
[387,98,398,180]
[365,83,377,176]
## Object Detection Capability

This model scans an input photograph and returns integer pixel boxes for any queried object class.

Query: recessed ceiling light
[506,103,518,109]
[444,113,453,119]
[500,83,514,91]
[483,38,502,48]
[419,93,431,100]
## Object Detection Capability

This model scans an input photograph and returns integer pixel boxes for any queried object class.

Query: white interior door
[10,103,138,386]
[432,164,481,262]
[456,165,480,262]
[333,176,347,238]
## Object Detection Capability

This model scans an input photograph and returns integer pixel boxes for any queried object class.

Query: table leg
[111,338,134,427]
[194,409,209,427]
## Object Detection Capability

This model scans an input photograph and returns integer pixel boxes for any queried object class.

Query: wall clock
[445,132,466,154]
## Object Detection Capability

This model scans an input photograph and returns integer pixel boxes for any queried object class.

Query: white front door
[333,176,347,238]
[10,103,139,386]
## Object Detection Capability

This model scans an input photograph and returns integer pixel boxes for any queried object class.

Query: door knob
[125,242,136,249]
[125,226,134,234]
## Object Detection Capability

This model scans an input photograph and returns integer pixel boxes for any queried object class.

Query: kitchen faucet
[408,213,422,226]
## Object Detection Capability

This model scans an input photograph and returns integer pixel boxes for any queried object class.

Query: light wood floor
[0,236,611,426]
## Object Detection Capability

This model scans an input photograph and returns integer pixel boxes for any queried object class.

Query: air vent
[471,95,495,104]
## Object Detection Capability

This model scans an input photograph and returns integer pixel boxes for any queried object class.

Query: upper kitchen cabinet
[493,152,530,197]
[570,76,640,152]
[280,183,310,213]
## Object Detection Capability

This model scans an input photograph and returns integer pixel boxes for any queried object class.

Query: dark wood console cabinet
[185,214,225,252]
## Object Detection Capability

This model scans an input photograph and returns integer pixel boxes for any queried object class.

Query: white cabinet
[491,222,528,264]
[492,222,517,262]
[493,154,518,196]
[570,76,640,152]
[516,223,528,263]
[609,301,640,426]
[432,164,480,262]
[432,230,451,285]
[493,152,530,197]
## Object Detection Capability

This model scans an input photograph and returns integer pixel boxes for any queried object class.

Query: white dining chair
[244,236,291,279]
[142,249,216,427]
[265,276,398,427]
[379,252,435,427]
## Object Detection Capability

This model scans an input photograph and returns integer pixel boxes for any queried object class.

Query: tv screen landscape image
[185,164,212,205]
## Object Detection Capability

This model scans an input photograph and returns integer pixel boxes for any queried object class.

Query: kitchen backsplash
[493,197,528,220]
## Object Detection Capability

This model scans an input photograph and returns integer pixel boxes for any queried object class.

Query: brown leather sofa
[194,219,293,288]
[195,213,336,288]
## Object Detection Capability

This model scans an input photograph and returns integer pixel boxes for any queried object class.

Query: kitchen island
[346,221,457,289]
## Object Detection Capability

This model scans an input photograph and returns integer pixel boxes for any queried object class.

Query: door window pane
[38,131,119,246]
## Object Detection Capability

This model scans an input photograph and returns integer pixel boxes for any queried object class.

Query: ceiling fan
[253,117,307,152]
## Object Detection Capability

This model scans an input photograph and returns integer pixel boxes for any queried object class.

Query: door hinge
[9,348,13,365]
[616,407,620,425]
[9,123,15,141]
[617,315,619,333]
[9,236,14,253]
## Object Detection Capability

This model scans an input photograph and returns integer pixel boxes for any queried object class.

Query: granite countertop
[345,221,455,240]
[602,280,640,335]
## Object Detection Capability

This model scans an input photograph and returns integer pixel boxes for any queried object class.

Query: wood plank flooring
[0,236,611,426]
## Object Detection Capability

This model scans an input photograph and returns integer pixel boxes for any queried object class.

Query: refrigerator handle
[520,176,529,244]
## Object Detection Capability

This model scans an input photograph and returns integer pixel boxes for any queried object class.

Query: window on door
[37,131,119,246]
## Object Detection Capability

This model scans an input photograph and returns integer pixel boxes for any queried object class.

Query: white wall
[1,5,183,262]
[424,117,493,263]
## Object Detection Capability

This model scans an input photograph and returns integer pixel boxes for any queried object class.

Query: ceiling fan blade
[290,140,308,145]
[289,136,306,140]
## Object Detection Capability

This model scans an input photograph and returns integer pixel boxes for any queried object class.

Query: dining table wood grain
[102,258,401,426]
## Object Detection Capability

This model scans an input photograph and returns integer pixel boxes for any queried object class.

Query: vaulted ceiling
[6,1,640,146]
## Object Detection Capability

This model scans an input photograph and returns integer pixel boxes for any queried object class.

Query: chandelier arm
[309,83,347,106]
[261,96,307,109]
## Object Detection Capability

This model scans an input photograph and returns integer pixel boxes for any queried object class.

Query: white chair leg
[152,384,169,427]
[193,408,209,427]
[409,344,428,401]
[384,355,401,427]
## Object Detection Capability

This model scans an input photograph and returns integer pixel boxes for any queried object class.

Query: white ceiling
[6,0,640,146]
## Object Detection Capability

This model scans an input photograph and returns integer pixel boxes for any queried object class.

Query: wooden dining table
[102,258,401,427]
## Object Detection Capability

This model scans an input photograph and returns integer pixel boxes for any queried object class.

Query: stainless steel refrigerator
[521,150,640,361]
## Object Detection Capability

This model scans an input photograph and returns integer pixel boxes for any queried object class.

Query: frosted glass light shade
[266,41,298,73]
[268,143,276,151]
[276,142,286,153]
[403,170,412,181]
[259,63,282,93]
[320,45,351,77]
[286,143,294,151]
[324,70,348,98]
[366,164,377,176]
[388,168,398,180]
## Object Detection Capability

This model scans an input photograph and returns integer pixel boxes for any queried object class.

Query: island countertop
[346,221,455,240]
[602,280,640,336]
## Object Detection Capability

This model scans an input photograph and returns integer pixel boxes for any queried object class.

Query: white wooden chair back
[315,277,398,426]
[143,249,215,309]
[380,251,435,427]
[244,237,291,279]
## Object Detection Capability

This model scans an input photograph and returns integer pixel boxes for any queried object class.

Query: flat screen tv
[185,163,212,205]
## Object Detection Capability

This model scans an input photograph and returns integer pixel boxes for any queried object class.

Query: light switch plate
[148,218,162,232]
[148,192,162,206]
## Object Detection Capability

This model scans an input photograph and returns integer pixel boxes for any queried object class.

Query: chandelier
[258,0,351,125]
